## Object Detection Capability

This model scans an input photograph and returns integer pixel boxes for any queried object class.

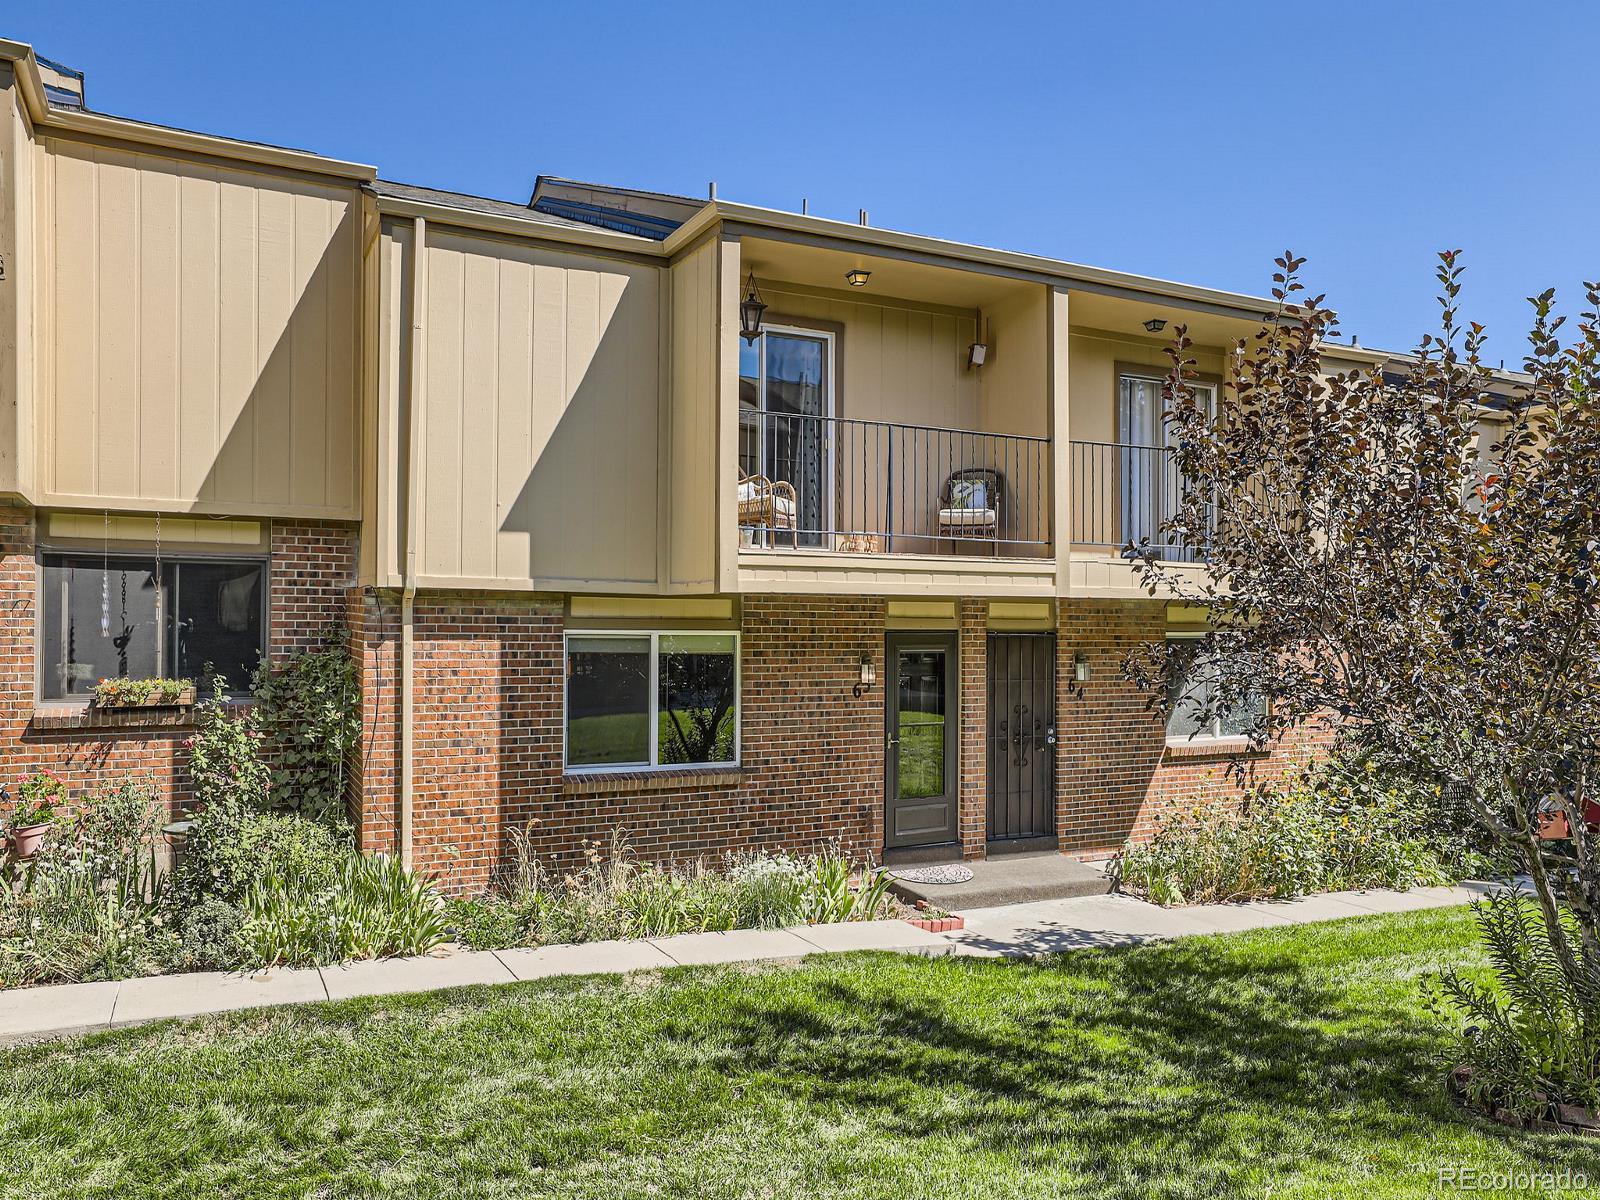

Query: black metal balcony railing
[738,411,1051,557]
[1070,439,1205,562]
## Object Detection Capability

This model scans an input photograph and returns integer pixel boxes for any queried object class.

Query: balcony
[737,411,1051,559]
[1069,440,1203,563]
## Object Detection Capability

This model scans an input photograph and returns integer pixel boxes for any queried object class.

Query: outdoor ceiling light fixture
[854,651,877,698]
[739,270,767,343]
[844,268,872,288]
[1143,317,1168,333]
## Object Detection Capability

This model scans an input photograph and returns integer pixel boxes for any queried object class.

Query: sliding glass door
[738,327,833,548]
[1119,374,1214,560]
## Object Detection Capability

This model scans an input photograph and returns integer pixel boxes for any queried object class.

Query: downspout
[400,216,427,869]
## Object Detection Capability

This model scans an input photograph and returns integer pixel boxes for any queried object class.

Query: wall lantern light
[844,268,872,288]
[854,651,877,697]
[968,341,988,368]
[1073,650,1092,683]
[1143,317,1168,334]
[740,271,767,343]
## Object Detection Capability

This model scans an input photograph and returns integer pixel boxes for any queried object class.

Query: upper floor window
[565,631,739,770]
[40,553,265,699]
[1165,635,1265,742]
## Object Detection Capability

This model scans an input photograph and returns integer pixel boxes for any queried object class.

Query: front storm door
[885,632,958,849]
[987,633,1057,842]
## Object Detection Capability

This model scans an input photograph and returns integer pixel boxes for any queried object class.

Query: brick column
[958,599,987,860]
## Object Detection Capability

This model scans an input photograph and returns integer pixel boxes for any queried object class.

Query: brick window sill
[1163,737,1266,761]
[563,767,746,796]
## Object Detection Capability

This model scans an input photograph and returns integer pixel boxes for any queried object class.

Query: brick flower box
[904,915,965,933]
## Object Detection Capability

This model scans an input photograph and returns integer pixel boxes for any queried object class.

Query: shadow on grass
[647,925,1600,1195]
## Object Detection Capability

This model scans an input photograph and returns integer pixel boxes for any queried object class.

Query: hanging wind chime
[100,509,111,637]
[153,512,163,635]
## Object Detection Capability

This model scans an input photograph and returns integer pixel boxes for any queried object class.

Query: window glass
[171,561,264,692]
[658,634,737,766]
[1166,638,1264,739]
[896,649,947,798]
[41,556,161,699]
[1165,641,1212,740]
[565,633,741,770]
[566,636,651,766]
[40,555,266,699]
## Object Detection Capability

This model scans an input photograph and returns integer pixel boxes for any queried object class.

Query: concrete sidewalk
[946,881,1497,957]
[0,884,1501,1045]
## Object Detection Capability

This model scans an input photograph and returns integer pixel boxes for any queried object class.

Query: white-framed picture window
[1164,633,1266,742]
[564,631,740,770]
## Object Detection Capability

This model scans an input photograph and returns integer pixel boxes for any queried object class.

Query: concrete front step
[887,851,1113,910]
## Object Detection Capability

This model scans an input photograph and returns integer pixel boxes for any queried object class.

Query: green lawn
[3,909,1596,1198]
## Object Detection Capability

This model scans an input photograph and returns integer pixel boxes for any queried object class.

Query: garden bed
[1450,1065,1600,1137]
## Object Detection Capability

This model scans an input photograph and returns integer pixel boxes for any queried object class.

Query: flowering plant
[11,769,66,828]
[91,677,194,706]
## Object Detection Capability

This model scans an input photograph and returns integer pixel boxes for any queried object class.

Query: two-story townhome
[0,39,1367,891]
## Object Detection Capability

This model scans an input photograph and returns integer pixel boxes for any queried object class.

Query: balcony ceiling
[740,236,1037,311]
[1067,290,1274,351]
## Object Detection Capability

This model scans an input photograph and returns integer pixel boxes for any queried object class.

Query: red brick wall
[1054,598,1331,858]
[0,507,355,819]
[351,592,888,893]
[957,600,987,860]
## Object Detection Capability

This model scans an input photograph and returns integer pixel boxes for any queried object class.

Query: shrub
[170,896,245,971]
[249,627,360,823]
[236,853,448,967]
[186,680,271,809]
[1113,763,1474,906]
[0,779,175,986]
[1433,890,1600,1118]
[170,800,349,912]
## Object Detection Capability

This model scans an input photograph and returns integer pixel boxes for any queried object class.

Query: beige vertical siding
[0,70,35,498]
[667,237,718,589]
[412,228,661,587]
[39,138,360,515]
[761,285,979,429]
[977,286,1051,557]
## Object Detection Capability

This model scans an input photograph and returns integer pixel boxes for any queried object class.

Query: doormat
[888,864,974,885]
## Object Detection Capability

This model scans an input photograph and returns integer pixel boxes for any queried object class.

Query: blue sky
[14,2,1596,358]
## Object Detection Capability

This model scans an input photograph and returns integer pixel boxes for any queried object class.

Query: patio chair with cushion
[737,469,798,547]
[938,468,1003,554]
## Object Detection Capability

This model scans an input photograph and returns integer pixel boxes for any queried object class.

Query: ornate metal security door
[987,634,1057,842]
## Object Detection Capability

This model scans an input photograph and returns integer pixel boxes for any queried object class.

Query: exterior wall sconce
[740,270,767,343]
[968,341,988,368]
[1143,317,1168,333]
[854,651,876,697]
[844,268,872,288]
[1073,650,1092,683]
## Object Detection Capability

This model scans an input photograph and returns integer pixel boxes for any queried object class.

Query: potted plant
[7,769,65,858]
[91,677,197,708]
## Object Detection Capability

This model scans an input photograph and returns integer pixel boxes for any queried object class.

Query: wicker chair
[737,469,798,547]
[938,468,1004,554]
